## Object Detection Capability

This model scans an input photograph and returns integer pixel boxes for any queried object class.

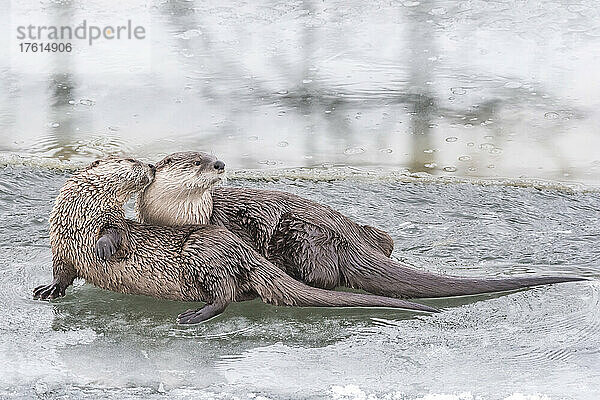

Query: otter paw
[177,309,197,323]
[177,303,226,324]
[33,282,64,300]
[177,309,212,324]
[95,234,119,261]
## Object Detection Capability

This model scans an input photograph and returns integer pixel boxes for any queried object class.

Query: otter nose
[214,160,225,171]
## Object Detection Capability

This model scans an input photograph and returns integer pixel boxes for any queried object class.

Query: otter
[33,157,438,324]
[137,151,585,299]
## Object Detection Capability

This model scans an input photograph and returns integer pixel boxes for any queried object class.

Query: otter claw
[33,282,64,300]
[178,309,195,318]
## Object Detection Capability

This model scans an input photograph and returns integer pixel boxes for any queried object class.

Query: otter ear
[156,157,172,169]
[91,160,101,167]
[157,158,172,169]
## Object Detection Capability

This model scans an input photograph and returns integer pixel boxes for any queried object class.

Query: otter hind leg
[177,301,228,324]
[361,225,394,257]
[269,213,343,290]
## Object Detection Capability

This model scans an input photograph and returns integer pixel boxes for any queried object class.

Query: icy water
[2,0,600,398]
[3,0,600,183]
[1,166,599,399]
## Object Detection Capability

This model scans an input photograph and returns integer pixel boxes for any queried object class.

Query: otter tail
[249,261,438,313]
[344,248,586,299]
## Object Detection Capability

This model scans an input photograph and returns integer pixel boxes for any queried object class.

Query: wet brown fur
[33,157,438,323]
[138,152,586,299]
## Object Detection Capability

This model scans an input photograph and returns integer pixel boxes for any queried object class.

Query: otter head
[137,152,224,226]
[83,157,156,204]
[50,157,155,248]
[154,151,225,192]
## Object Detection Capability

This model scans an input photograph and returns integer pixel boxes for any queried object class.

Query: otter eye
[165,158,172,164]
[91,160,100,167]
[126,158,135,163]
[194,161,201,166]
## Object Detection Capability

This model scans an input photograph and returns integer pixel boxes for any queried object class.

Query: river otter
[33,157,438,324]
[137,151,585,299]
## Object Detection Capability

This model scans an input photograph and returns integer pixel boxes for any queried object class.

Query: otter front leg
[33,260,76,300]
[177,301,228,324]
